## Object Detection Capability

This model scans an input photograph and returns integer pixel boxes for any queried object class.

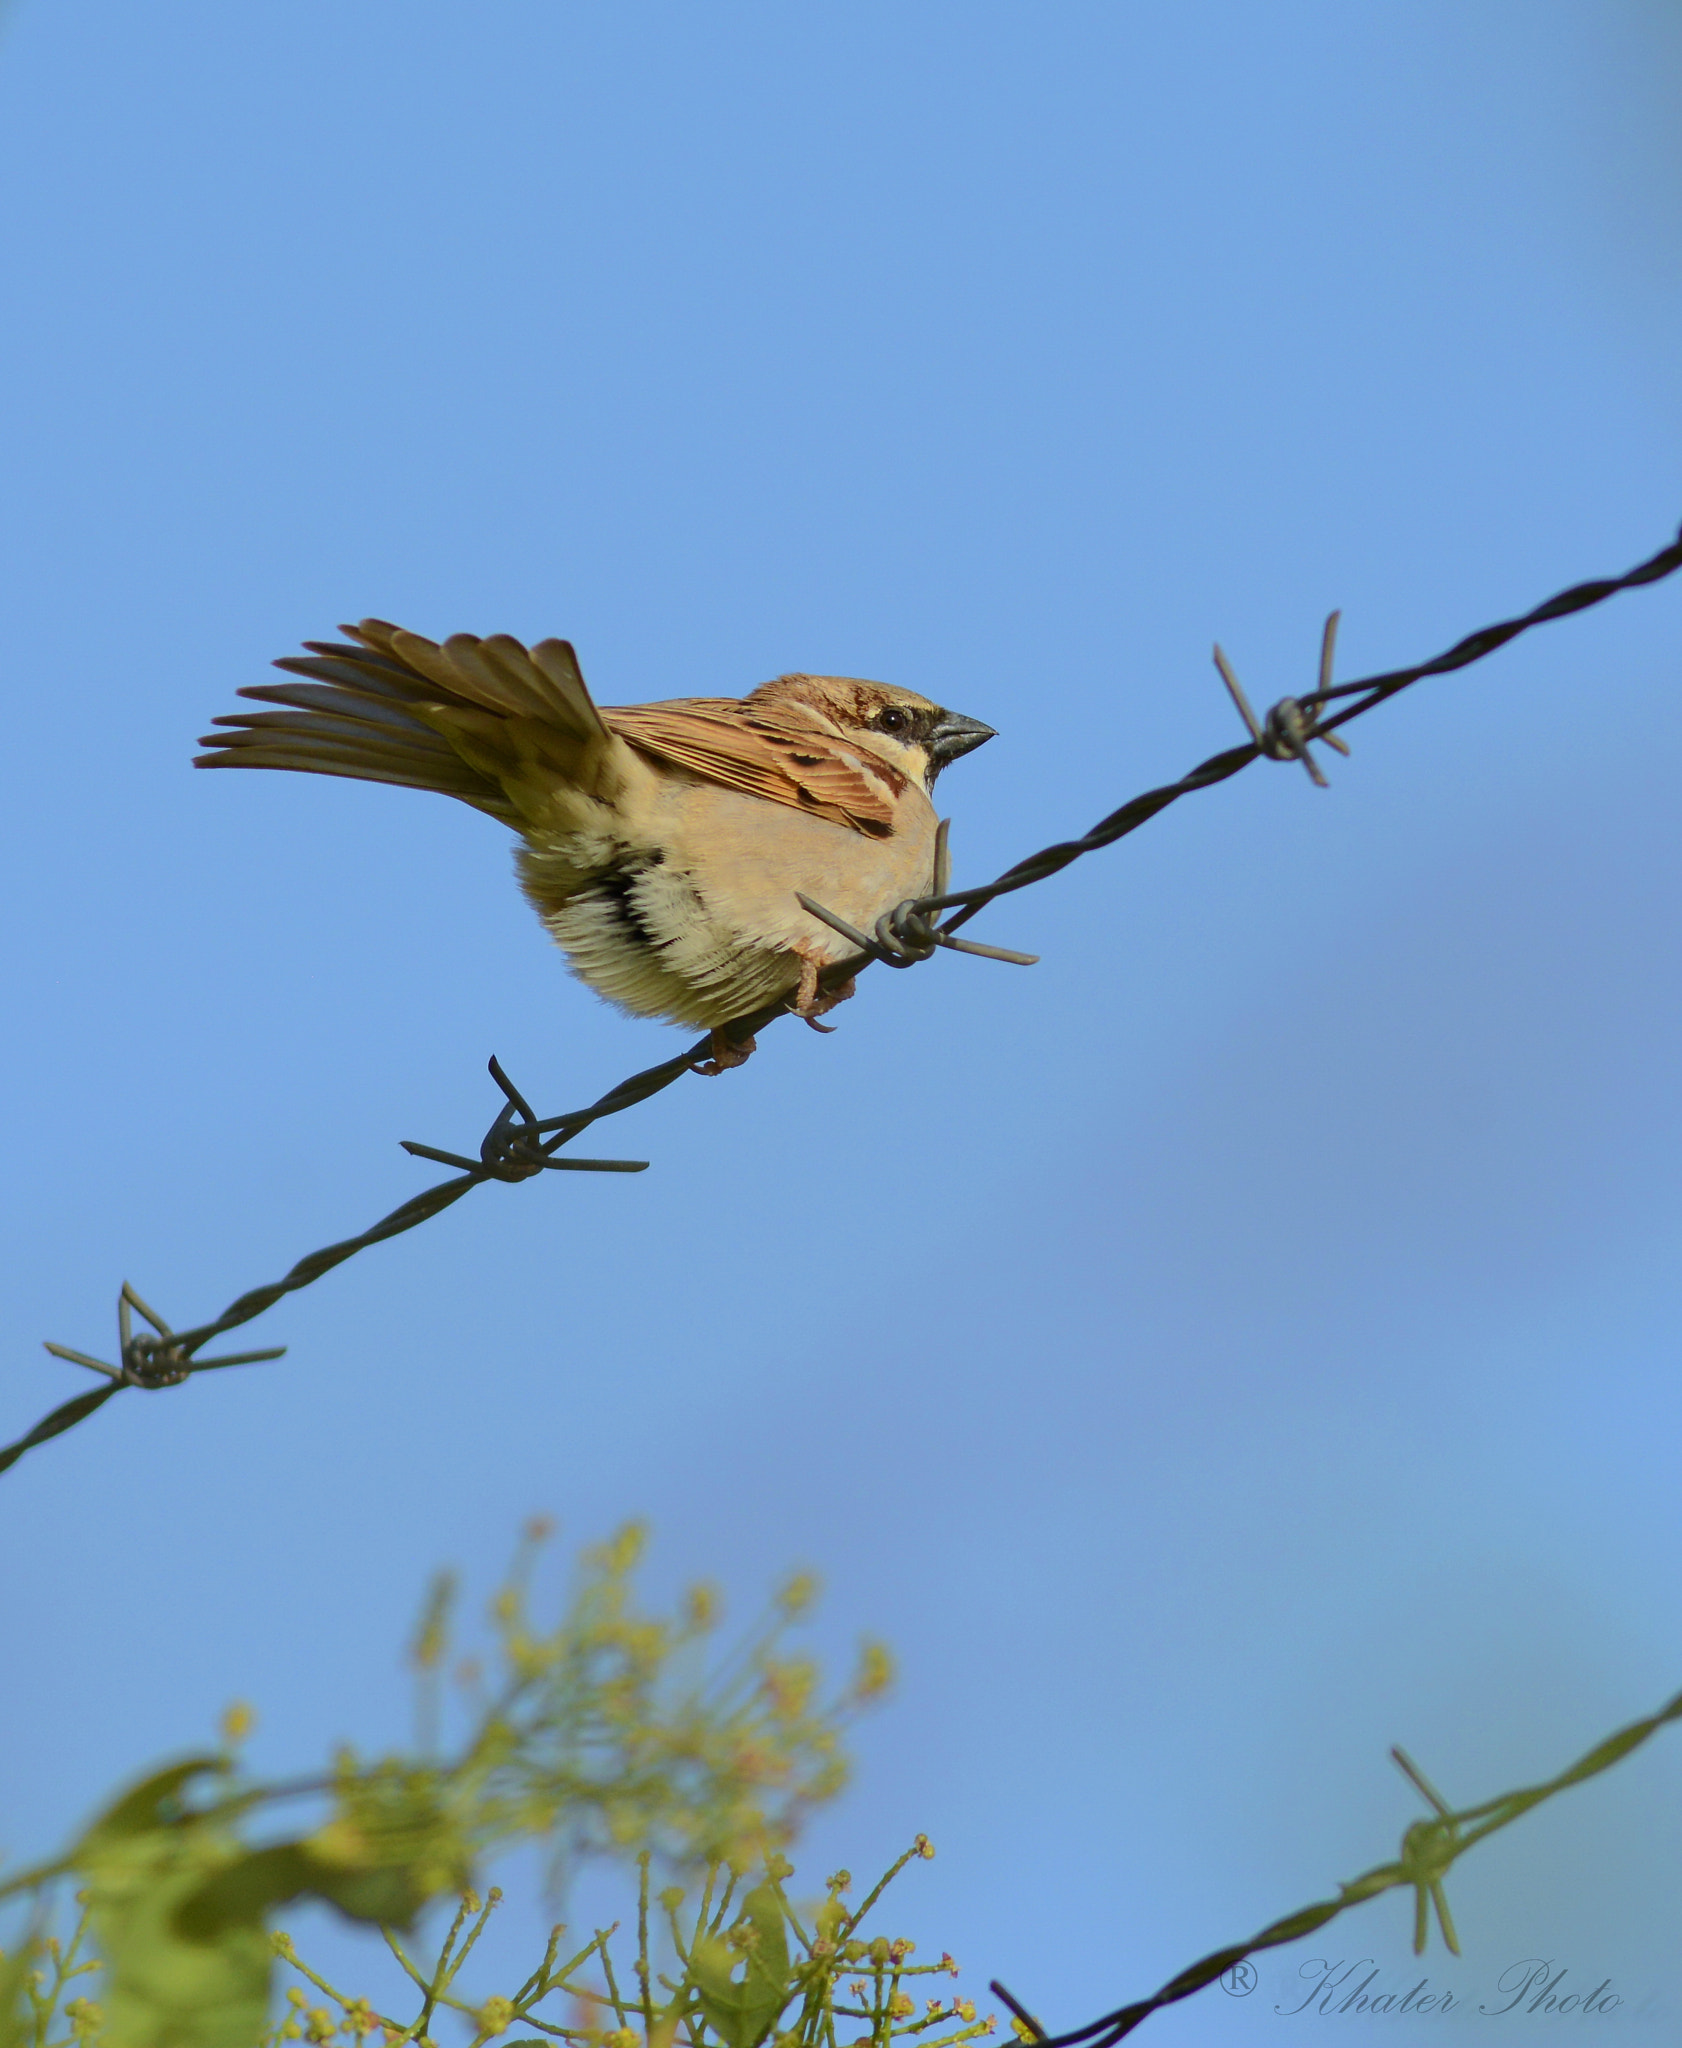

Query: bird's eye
[875,706,910,734]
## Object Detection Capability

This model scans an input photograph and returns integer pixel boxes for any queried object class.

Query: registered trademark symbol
[1220,1961,1258,1997]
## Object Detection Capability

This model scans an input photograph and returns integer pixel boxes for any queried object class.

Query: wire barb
[1313,611,1352,755]
[1391,1746,1462,1956]
[1212,610,1350,787]
[400,1056,650,1179]
[40,1281,286,1398]
[790,812,1037,970]
[795,894,1039,970]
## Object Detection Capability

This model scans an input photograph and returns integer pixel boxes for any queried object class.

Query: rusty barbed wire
[990,1677,1682,2043]
[0,1058,662,1477]
[5,521,1681,1481]
[862,518,1682,953]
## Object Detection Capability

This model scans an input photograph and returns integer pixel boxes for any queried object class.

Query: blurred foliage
[17,1514,1672,2048]
[1,1843,986,2048]
[0,1524,968,2048]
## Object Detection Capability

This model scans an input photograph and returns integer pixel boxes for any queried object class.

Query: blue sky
[4,3,1682,2039]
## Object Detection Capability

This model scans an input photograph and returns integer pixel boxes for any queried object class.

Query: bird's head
[748,673,995,790]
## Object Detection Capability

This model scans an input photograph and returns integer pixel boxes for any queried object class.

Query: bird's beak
[927,710,996,769]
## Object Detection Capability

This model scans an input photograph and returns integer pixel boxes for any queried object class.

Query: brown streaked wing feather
[758,717,910,821]
[603,702,900,835]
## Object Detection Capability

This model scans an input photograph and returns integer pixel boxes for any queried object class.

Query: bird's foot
[692,1028,757,1077]
[789,957,857,1031]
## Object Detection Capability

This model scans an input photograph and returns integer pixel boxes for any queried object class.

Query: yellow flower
[476,1995,517,2036]
[599,1523,648,1576]
[220,1700,258,1747]
[764,1659,817,1720]
[777,1572,819,1616]
[65,1996,104,2039]
[855,1643,894,1701]
[685,1582,722,1631]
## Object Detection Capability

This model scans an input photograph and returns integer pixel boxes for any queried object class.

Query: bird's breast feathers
[518,771,938,1028]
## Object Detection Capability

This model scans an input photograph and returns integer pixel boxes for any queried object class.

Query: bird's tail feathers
[194,621,608,824]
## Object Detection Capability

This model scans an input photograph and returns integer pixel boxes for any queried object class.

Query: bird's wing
[604,702,901,837]
[195,622,623,828]
[199,626,902,838]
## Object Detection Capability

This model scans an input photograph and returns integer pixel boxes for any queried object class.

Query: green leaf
[692,1882,794,2048]
[172,1844,317,1939]
[72,1757,267,2048]
[304,1855,434,1928]
[88,1845,270,2048]
[73,1758,224,1855]
[103,1818,445,2048]
[177,1840,434,1938]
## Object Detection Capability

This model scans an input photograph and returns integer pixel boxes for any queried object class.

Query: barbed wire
[5,519,1681,1482]
[990,1677,1682,2042]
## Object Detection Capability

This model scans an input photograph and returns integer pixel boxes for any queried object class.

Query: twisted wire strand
[912,521,1682,939]
[5,522,1681,1481]
[992,1679,1682,2045]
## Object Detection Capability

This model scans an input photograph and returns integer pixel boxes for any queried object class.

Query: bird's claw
[692,1029,757,1077]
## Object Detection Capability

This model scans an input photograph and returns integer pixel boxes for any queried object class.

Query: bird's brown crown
[750,672,943,747]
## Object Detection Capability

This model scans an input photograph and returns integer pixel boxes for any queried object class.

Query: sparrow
[195,620,996,1068]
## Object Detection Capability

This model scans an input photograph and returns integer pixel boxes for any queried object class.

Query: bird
[195,620,996,1070]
